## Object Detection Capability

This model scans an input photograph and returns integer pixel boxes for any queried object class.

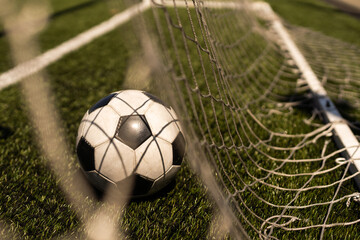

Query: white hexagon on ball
[108,90,153,116]
[94,139,135,182]
[145,102,180,143]
[81,106,120,147]
[134,137,173,180]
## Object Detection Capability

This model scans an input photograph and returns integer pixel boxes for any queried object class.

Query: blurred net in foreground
[0,0,131,239]
[1,0,360,239]
[147,0,360,239]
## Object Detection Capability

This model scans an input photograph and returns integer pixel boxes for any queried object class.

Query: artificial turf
[263,0,360,46]
[0,0,359,239]
[0,1,212,239]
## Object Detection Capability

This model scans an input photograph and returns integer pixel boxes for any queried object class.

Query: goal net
[0,0,360,239]
[146,0,360,239]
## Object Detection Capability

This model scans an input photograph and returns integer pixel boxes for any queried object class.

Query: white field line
[0,1,150,90]
[254,2,360,181]
[0,0,247,91]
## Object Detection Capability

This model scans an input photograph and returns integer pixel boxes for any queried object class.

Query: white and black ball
[76,90,186,196]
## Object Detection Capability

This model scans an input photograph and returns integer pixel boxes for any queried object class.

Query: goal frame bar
[252,1,360,187]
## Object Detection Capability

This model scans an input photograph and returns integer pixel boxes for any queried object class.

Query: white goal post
[251,1,360,188]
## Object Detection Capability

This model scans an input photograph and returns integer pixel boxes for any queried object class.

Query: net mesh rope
[288,24,360,133]
[1,0,360,239]
[148,0,360,238]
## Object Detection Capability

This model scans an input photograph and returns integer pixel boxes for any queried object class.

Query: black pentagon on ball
[115,115,152,150]
[116,174,154,196]
[172,132,186,165]
[88,93,117,114]
[142,92,170,108]
[77,137,95,171]
[85,171,111,191]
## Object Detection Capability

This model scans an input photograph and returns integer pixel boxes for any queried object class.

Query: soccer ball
[76,90,186,196]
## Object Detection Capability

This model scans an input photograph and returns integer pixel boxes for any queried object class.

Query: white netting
[288,24,360,132]
[1,0,360,239]
[148,0,360,239]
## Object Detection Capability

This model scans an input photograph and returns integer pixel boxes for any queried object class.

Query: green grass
[0,0,359,239]
[264,0,360,133]
[140,2,360,239]
[262,0,360,46]
[0,1,212,239]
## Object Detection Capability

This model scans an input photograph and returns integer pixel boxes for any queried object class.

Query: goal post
[252,1,360,188]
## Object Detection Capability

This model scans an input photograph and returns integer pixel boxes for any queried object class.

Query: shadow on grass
[333,98,360,135]
[277,91,360,134]
[323,0,360,18]
[277,91,360,191]
[94,179,177,203]
[0,125,13,139]
[130,179,177,203]
[78,167,178,202]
